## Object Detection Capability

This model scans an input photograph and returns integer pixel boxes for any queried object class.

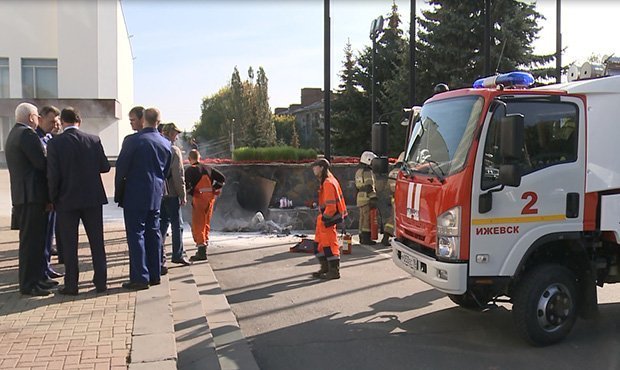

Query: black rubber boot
[312,256,328,279]
[190,245,208,261]
[381,233,391,246]
[359,232,376,245]
[321,259,340,280]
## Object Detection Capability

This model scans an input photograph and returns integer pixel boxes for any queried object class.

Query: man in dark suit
[115,107,171,290]
[36,105,64,278]
[47,107,111,295]
[5,102,51,296]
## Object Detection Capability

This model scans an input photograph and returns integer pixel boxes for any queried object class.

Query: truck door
[470,96,585,276]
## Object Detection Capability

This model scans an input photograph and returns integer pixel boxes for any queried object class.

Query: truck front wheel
[512,264,578,346]
[448,292,486,310]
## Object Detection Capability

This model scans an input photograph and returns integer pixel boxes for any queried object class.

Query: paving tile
[0,218,133,370]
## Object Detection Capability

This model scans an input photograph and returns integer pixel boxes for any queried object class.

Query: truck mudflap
[392,239,468,295]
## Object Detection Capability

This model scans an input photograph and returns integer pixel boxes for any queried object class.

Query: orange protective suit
[314,173,347,261]
[190,171,217,245]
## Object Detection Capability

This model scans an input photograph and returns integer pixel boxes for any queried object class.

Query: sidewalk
[0,204,259,370]
[0,217,133,369]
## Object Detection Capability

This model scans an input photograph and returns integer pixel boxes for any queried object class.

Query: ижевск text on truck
[390,58,620,346]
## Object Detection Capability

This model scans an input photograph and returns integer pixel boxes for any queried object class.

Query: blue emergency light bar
[473,71,535,89]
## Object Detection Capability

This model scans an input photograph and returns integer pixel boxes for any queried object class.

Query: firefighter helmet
[359,151,377,166]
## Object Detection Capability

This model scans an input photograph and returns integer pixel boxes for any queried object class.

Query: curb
[129,276,177,368]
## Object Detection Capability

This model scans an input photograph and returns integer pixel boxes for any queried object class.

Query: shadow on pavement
[247,294,620,370]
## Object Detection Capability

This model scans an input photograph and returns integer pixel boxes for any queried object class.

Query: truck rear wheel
[512,264,578,346]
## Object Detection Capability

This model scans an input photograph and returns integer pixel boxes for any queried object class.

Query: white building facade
[0,0,134,161]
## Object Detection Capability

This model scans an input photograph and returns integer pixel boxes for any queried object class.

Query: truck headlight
[437,207,460,236]
[437,236,459,258]
[436,207,460,259]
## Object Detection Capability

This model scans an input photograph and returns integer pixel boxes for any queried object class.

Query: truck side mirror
[499,164,521,187]
[479,192,492,214]
[371,156,389,174]
[500,114,524,161]
[499,114,523,187]
[479,113,524,213]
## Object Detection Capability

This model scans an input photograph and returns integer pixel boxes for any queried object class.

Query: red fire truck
[391,69,620,345]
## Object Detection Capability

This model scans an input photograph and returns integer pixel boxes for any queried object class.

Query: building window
[0,116,13,151]
[22,58,57,98]
[0,58,8,98]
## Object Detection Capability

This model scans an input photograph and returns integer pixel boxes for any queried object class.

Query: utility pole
[230,118,235,156]
[409,0,416,107]
[370,16,384,124]
[484,0,491,76]
[556,0,562,83]
[324,0,331,160]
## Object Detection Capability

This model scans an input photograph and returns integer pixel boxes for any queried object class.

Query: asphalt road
[3,168,620,369]
[207,233,620,370]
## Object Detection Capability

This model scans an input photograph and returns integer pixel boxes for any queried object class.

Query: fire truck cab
[391,69,620,346]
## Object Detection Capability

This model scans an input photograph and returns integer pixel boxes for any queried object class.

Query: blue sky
[122,0,619,131]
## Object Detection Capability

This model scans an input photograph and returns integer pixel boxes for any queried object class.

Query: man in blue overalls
[115,107,171,290]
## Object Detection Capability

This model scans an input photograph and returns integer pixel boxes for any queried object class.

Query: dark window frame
[481,99,579,190]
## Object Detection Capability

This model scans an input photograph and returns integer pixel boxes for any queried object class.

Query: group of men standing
[6,101,224,296]
[6,103,109,296]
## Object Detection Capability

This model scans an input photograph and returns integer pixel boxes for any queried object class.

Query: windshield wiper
[401,161,414,177]
[424,159,445,183]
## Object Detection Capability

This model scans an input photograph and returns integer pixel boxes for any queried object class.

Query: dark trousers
[42,211,56,277]
[16,203,48,293]
[124,208,161,284]
[56,206,107,291]
[160,196,184,262]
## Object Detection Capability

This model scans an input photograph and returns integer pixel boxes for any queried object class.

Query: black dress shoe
[22,285,51,296]
[161,266,168,275]
[47,270,64,278]
[57,286,78,296]
[171,257,192,266]
[149,280,161,286]
[122,281,149,290]
[96,285,107,293]
[38,279,59,289]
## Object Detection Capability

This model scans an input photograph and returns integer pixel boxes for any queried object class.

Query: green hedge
[232,146,317,162]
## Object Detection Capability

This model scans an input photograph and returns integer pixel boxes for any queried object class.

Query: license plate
[401,252,418,270]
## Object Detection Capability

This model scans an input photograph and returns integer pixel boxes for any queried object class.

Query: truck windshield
[405,96,483,177]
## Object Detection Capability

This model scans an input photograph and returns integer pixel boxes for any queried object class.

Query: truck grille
[398,236,436,259]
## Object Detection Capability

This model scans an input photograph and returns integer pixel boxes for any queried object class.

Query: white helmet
[360,151,377,166]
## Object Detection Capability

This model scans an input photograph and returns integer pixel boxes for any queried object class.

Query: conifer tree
[331,40,371,156]
[416,0,554,100]
[253,67,276,147]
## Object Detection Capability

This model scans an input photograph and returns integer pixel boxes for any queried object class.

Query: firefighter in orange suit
[311,158,347,280]
[184,149,225,261]
[356,151,378,245]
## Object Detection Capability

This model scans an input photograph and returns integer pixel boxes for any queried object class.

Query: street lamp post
[370,15,384,124]
[230,118,235,156]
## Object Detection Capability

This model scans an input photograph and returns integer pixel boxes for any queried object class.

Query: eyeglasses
[30,113,41,119]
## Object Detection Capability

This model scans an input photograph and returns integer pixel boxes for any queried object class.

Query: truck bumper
[392,239,467,295]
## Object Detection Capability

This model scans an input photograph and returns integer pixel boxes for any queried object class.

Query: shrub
[232,146,317,162]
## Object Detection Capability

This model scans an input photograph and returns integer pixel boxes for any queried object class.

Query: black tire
[512,264,578,346]
[448,293,484,310]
